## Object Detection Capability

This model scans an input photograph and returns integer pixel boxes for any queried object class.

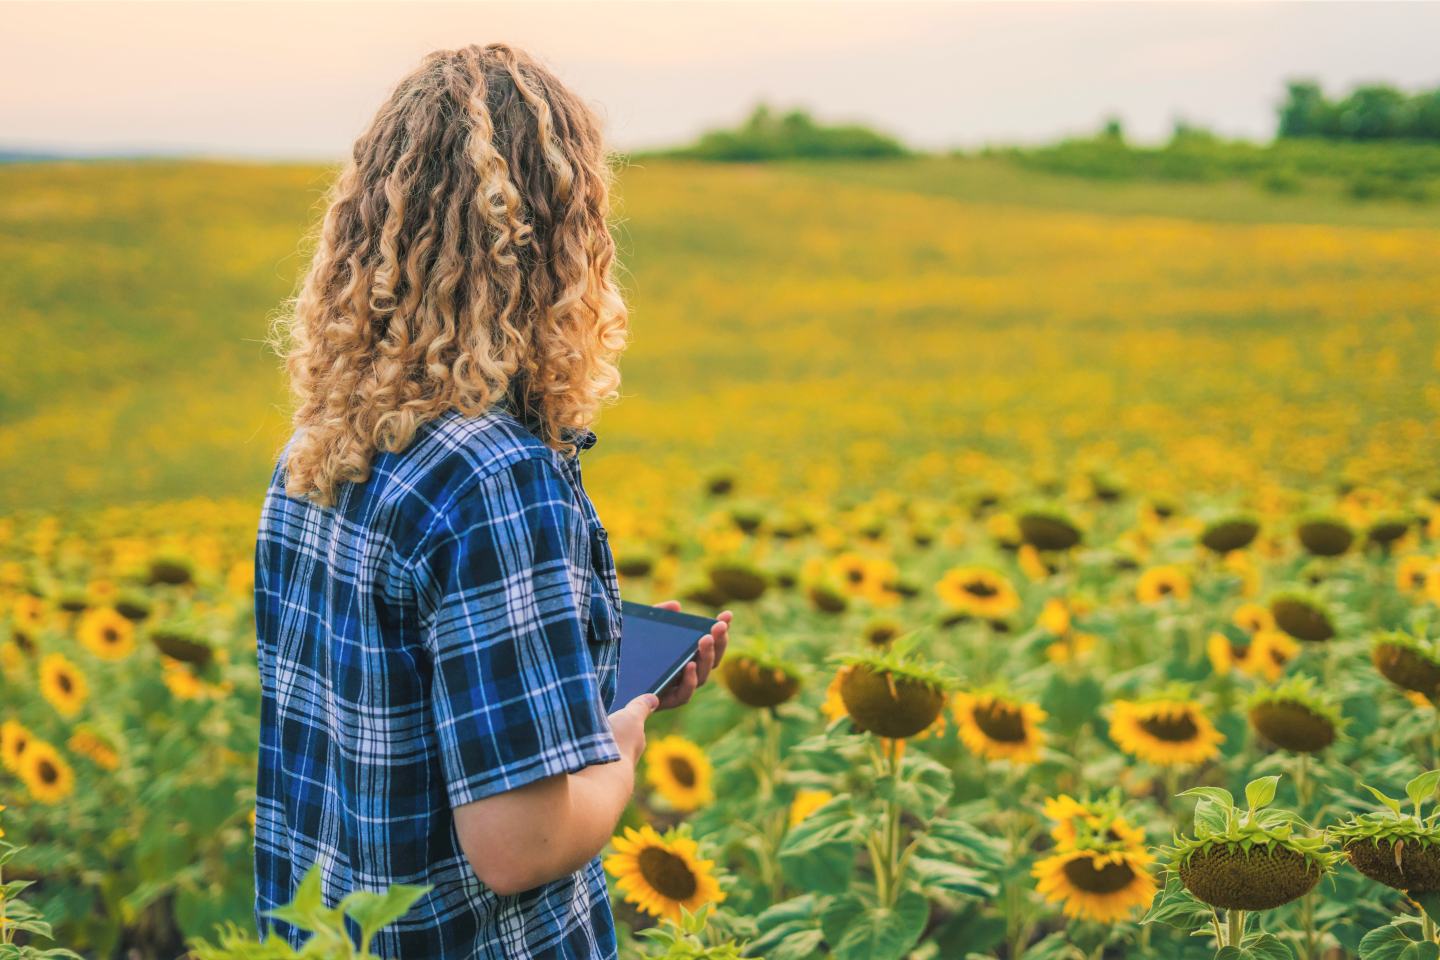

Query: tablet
[613,601,716,705]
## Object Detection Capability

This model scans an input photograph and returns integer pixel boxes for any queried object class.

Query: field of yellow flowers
[1,155,1440,959]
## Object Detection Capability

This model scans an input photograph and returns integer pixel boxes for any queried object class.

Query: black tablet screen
[614,601,714,706]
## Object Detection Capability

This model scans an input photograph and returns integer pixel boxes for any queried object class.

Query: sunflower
[1046,631,1098,664]
[1042,794,1146,851]
[1199,517,1260,554]
[1269,593,1336,643]
[39,652,88,717]
[719,652,801,708]
[935,568,1020,620]
[19,739,75,805]
[1296,516,1354,557]
[1018,510,1082,551]
[68,728,120,771]
[1233,603,1275,634]
[645,736,714,813]
[1018,545,1053,582]
[604,825,725,923]
[1247,677,1342,754]
[1206,627,1297,682]
[1,718,32,772]
[953,691,1047,764]
[838,661,948,739]
[1033,846,1158,922]
[1397,556,1432,597]
[1109,697,1223,767]
[1038,598,1071,636]
[1135,566,1191,604]
[789,789,834,827]
[11,594,46,632]
[78,606,136,661]
[826,553,897,602]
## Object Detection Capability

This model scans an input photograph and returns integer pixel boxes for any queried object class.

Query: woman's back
[254,407,623,957]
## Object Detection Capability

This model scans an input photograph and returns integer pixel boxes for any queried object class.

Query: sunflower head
[861,618,902,648]
[1136,565,1191,605]
[1371,630,1440,698]
[718,637,801,708]
[145,552,196,586]
[953,688,1048,764]
[604,824,725,924]
[935,567,1020,619]
[1168,776,1338,911]
[644,736,714,813]
[1032,790,1155,923]
[1329,772,1440,893]
[706,559,768,603]
[149,622,216,667]
[1018,509,1083,552]
[1108,691,1224,768]
[1295,515,1355,558]
[1200,516,1261,554]
[1269,592,1336,643]
[1367,515,1413,550]
[1246,676,1343,754]
[835,640,952,739]
[1042,791,1145,851]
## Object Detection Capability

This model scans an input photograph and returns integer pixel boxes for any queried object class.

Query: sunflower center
[637,847,698,900]
[964,579,998,598]
[1156,582,1173,595]
[972,701,1027,742]
[1062,855,1138,894]
[58,672,73,694]
[1138,711,1198,742]
[38,759,58,784]
[667,756,696,789]
[103,627,119,644]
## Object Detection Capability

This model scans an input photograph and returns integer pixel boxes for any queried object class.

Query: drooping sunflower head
[1108,693,1223,768]
[1199,516,1261,555]
[836,647,951,739]
[1168,777,1337,911]
[1246,676,1343,754]
[604,825,725,924]
[1296,515,1355,558]
[149,622,217,667]
[1017,509,1083,552]
[1329,776,1440,893]
[706,559,768,603]
[935,567,1020,621]
[1269,593,1336,643]
[1371,630,1440,699]
[719,641,802,709]
[644,736,714,813]
[1032,845,1157,923]
[39,652,88,718]
[1367,515,1413,550]
[1136,565,1191,605]
[953,689,1048,765]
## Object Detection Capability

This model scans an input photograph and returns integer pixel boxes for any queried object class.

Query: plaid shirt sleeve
[409,453,621,808]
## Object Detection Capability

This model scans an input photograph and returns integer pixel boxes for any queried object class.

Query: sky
[4,1,1440,159]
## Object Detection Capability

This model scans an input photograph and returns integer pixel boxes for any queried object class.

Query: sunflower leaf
[1180,786,1234,811]
[1357,920,1440,960]
[1239,931,1295,960]
[1406,771,1440,815]
[1246,776,1280,814]
[1193,799,1230,838]
[1364,785,1406,817]
[820,888,928,960]
[1140,877,1210,932]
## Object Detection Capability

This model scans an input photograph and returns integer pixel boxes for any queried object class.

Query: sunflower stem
[1300,890,1318,959]
[1295,751,1311,812]
[1226,908,1245,947]
[1424,910,1437,944]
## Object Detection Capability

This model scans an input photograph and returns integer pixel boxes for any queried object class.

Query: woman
[253,43,730,958]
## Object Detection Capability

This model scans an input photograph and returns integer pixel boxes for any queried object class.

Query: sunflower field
[1,153,1440,960]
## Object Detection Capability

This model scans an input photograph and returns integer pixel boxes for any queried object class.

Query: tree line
[1279,81,1440,142]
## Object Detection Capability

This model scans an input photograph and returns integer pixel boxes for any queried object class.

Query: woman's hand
[651,600,731,711]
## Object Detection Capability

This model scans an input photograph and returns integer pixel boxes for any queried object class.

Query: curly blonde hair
[275,42,627,506]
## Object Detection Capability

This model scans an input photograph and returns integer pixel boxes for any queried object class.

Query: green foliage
[0,837,82,960]
[1279,80,1440,142]
[187,865,429,959]
[657,104,907,163]
[634,905,753,959]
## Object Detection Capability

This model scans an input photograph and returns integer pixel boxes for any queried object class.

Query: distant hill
[647,104,908,162]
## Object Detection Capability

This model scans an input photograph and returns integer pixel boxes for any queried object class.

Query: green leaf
[1245,776,1280,813]
[908,856,997,899]
[1193,798,1230,837]
[777,796,864,894]
[1408,771,1440,813]
[1364,784,1405,816]
[1041,672,1104,730]
[1240,932,1296,960]
[340,883,431,950]
[1359,921,1440,960]
[1179,786,1234,810]
[1140,877,1211,932]
[878,753,953,820]
[821,889,929,960]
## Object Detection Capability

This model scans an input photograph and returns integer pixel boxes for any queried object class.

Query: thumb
[624,693,660,718]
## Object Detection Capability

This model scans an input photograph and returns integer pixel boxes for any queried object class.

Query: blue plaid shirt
[253,407,624,958]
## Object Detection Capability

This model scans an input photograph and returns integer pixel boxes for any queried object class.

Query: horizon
[4,1,1440,163]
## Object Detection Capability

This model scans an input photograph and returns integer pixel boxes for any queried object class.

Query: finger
[711,623,729,666]
[692,635,715,686]
[625,693,660,718]
[660,663,698,708]
[716,609,733,624]
[656,599,681,611]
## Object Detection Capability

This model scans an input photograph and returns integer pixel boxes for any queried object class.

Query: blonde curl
[273,43,628,506]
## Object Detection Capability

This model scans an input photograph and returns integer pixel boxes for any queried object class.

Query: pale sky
[4,1,1440,159]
